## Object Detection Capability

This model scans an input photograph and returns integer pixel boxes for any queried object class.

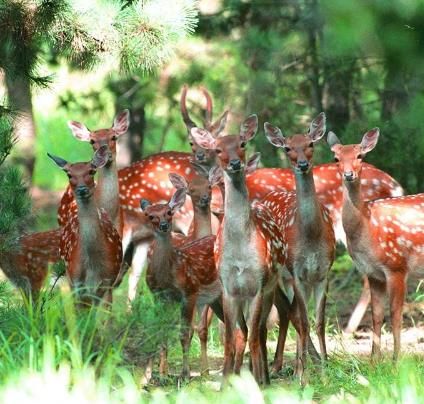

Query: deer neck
[76,198,105,265]
[95,160,120,227]
[342,179,367,238]
[223,170,252,239]
[192,205,212,239]
[149,232,177,286]
[294,169,323,236]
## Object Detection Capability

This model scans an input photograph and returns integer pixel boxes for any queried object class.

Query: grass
[0,271,422,404]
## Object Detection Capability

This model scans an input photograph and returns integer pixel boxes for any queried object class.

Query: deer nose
[199,195,210,207]
[229,159,242,171]
[298,160,309,172]
[196,151,205,161]
[159,221,170,232]
[75,186,90,199]
[344,171,355,181]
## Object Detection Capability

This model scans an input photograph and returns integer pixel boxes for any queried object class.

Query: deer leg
[234,310,248,375]
[387,272,406,361]
[291,281,309,384]
[248,292,265,384]
[222,294,238,378]
[345,276,371,334]
[272,286,290,373]
[259,292,273,385]
[368,277,386,359]
[198,305,213,375]
[127,240,150,303]
[180,295,196,379]
[314,278,328,361]
[159,343,168,377]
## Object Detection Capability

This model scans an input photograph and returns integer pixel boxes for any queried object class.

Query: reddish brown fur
[191,115,288,385]
[141,190,223,378]
[328,129,422,359]
[51,151,123,303]
[262,115,336,375]
[0,229,61,297]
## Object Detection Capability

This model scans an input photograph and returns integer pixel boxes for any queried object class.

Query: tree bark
[5,74,36,180]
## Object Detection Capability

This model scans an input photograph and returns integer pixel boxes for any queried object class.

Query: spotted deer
[140,188,224,379]
[191,115,289,385]
[245,159,403,335]
[59,110,130,236]
[0,229,61,299]
[262,113,336,372]
[49,146,123,304]
[328,128,424,360]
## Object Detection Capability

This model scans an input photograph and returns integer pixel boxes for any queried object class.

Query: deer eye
[149,215,154,220]
[89,169,96,175]
[67,173,72,179]
[240,141,246,148]
[111,135,117,141]
[90,139,95,145]
[189,142,194,146]
[334,157,339,163]
[357,154,363,159]
[309,142,314,148]
[167,210,172,216]
[284,147,291,152]
[215,148,222,155]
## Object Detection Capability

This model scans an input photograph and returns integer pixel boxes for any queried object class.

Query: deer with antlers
[327,128,424,360]
[191,114,289,385]
[262,113,336,372]
[140,187,224,379]
[49,146,123,303]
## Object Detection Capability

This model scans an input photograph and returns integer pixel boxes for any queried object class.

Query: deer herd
[4,84,424,386]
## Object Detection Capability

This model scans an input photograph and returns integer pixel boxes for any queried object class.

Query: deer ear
[246,152,261,174]
[169,173,188,190]
[309,112,326,142]
[113,110,130,135]
[190,128,217,150]
[140,199,151,211]
[210,110,229,137]
[190,161,210,178]
[208,165,223,187]
[68,121,91,142]
[169,188,186,212]
[91,145,109,169]
[240,114,258,143]
[360,128,380,154]
[264,122,285,148]
[327,131,342,151]
[47,153,68,169]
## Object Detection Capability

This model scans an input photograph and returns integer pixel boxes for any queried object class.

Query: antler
[180,85,197,131]
[200,86,213,126]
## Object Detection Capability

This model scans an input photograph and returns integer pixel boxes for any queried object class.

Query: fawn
[191,114,288,385]
[49,146,123,303]
[263,113,336,372]
[328,128,423,359]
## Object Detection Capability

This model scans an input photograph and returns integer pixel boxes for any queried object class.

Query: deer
[140,187,224,379]
[262,113,336,372]
[327,128,424,360]
[59,110,130,236]
[0,228,61,299]
[49,146,123,304]
[191,114,291,385]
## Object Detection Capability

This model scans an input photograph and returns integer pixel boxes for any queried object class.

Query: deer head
[190,114,258,175]
[327,128,380,182]
[264,113,326,174]
[140,188,187,234]
[169,165,212,211]
[48,146,109,201]
[181,85,228,166]
[67,110,130,164]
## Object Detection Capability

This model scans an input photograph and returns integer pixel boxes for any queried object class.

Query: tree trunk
[5,74,36,180]
[115,103,145,168]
